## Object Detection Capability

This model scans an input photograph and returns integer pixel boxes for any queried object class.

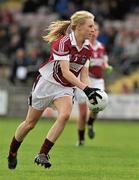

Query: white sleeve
[53,53,70,61]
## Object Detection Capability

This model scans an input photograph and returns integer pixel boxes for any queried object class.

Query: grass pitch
[0,118,139,180]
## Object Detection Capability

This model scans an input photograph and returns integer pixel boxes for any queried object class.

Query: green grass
[0,118,139,180]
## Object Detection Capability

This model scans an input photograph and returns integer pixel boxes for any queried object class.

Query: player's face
[78,18,95,39]
[93,24,99,39]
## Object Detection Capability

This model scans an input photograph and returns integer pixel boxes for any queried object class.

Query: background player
[75,22,113,146]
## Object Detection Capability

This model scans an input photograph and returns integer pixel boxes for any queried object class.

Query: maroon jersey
[39,31,92,87]
[89,41,108,79]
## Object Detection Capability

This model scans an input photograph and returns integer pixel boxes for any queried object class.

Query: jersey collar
[91,40,101,51]
[69,31,90,50]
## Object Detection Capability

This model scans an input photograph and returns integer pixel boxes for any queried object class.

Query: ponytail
[43,20,70,43]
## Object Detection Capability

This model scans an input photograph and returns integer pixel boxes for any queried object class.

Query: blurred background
[0,0,139,120]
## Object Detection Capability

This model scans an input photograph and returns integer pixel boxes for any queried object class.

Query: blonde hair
[43,11,94,43]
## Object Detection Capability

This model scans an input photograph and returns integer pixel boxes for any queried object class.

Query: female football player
[75,23,113,146]
[7,11,101,169]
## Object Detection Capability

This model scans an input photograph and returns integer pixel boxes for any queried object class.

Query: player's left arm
[102,54,113,74]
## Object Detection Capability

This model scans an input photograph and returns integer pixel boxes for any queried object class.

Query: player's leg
[74,88,88,146]
[76,103,88,146]
[87,78,105,139]
[87,110,98,139]
[8,106,43,169]
[34,96,73,168]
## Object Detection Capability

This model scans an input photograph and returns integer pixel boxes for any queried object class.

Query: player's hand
[106,65,113,74]
[83,86,102,104]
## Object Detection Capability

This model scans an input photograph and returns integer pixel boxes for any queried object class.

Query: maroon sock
[78,129,85,141]
[39,138,54,155]
[9,136,22,156]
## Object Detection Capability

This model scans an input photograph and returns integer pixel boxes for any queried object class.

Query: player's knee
[24,120,36,130]
[80,112,87,120]
[59,112,71,123]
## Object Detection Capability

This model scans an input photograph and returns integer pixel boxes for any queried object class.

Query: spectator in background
[112,25,127,62]
[0,8,14,25]
[120,31,139,75]
[97,23,109,46]
[9,47,43,85]
[27,47,43,78]
[22,0,39,13]
[0,26,9,55]
[121,83,131,94]
[8,24,25,57]
[132,80,139,94]
[55,0,78,19]
[55,0,69,15]
[9,48,29,84]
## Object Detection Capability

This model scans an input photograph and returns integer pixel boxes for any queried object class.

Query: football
[88,90,108,112]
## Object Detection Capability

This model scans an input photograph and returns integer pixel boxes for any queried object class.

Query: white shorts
[74,77,105,104]
[28,76,74,110]
[90,77,105,90]
[74,88,88,104]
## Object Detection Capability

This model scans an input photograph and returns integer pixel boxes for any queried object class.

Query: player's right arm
[59,60,87,90]
[60,60,102,102]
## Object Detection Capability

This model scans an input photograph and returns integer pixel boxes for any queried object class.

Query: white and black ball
[88,90,108,112]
